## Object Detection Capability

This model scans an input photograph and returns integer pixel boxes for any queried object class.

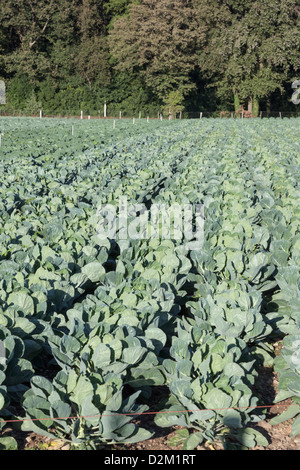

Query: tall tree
[195,0,300,115]
[1,0,59,80]
[0,0,111,89]
[109,0,205,114]
[73,0,111,87]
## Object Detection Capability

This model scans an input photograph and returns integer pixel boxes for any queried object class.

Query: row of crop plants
[0,118,299,449]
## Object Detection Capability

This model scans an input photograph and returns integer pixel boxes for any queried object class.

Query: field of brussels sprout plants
[0,116,300,450]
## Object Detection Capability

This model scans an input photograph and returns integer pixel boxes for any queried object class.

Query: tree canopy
[0,0,299,116]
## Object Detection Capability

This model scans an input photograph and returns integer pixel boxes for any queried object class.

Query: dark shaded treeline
[0,0,299,117]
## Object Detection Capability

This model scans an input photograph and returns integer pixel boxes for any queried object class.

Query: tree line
[0,0,299,117]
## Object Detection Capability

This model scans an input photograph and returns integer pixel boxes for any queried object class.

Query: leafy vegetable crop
[0,116,299,450]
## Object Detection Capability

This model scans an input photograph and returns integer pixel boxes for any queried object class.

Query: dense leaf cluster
[0,0,299,116]
[0,117,299,449]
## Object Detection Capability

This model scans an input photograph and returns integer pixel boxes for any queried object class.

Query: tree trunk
[248,96,253,114]
[253,97,259,117]
[234,91,240,112]
[267,98,271,116]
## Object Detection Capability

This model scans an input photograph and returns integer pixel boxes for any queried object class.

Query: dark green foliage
[0,0,299,116]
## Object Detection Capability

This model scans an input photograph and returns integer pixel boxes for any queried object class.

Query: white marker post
[200,112,203,119]
[72,125,74,136]
[147,116,149,123]
[104,102,107,118]
[40,110,43,119]
[81,110,83,120]
[139,111,141,119]
[119,111,122,119]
